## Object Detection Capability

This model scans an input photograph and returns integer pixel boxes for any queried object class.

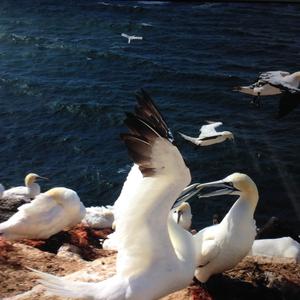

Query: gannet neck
[291,71,300,80]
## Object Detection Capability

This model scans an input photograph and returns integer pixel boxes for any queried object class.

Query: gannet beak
[36,176,49,181]
[176,210,183,224]
[172,183,200,208]
[196,180,239,198]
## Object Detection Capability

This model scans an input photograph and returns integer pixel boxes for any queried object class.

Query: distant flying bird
[2,173,48,200]
[179,121,234,146]
[234,71,300,118]
[0,187,86,240]
[121,33,143,44]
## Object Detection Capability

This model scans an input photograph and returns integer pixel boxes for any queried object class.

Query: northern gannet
[121,33,143,44]
[179,122,234,146]
[249,237,300,263]
[32,89,197,299]
[0,187,86,240]
[2,173,48,200]
[172,202,192,231]
[234,71,300,117]
[82,206,114,229]
[191,173,258,282]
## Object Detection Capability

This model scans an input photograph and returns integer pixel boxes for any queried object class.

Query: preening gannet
[234,71,300,117]
[121,33,143,44]
[0,187,85,240]
[2,173,48,200]
[32,89,197,300]
[179,122,234,146]
[191,173,258,282]
[82,206,114,229]
[249,237,300,263]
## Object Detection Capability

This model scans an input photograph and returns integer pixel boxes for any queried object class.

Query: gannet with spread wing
[235,71,300,117]
[179,122,234,146]
[31,90,197,299]
[121,33,143,44]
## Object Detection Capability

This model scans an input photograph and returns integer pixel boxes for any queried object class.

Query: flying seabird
[234,71,300,117]
[121,33,143,44]
[0,187,86,240]
[249,237,300,263]
[179,121,234,146]
[2,173,48,200]
[182,173,258,283]
[31,90,197,299]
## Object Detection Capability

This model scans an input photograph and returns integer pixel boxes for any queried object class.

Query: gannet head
[222,131,234,141]
[197,173,258,200]
[292,71,300,80]
[44,187,66,205]
[174,202,191,222]
[25,173,48,186]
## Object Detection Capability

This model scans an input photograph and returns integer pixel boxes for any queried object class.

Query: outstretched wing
[277,92,300,118]
[121,33,130,39]
[117,89,191,277]
[259,71,300,93]
[178,132,198,145]
[199,122,223,138]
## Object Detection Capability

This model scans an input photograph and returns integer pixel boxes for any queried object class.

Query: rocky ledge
[0,224,299,300]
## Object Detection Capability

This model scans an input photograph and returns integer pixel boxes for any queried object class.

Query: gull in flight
[31,90,197,299]
[180,173,258,282]
[121,33,143,44]
[0,187,86,240]
[249,237,300,263]
[2,173,48,200]
[179,121,234,146]
[234,71,300,117]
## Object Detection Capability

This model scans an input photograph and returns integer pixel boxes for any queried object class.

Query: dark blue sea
[0,0,299,230]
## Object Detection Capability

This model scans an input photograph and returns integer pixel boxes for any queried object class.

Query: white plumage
[191,173,258,282]
[82,206,114,229]
[179,121,234,146]
[172,202,192,231]
[249,237,300,263]
[2,173,48,200]
[235,71,300,117]
[32,90,197,300]
[0,187,86,240]
[121,33,143,44]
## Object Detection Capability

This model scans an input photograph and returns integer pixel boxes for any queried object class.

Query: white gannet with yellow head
[2,173,48,200]
[179,121,234,147]
[31,89,197,300]
[191,173,258,283]
[172,202,192,231]
[234,71,300,117]
[0,187,85,240]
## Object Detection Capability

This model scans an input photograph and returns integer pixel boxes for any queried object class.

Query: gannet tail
[29,268,127,299]
[178,132,198,145]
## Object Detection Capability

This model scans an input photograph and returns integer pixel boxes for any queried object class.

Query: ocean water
[0,0,299,230]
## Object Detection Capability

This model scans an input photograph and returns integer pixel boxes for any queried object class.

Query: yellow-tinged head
[44,187,66,204]
[197,173,259,208]
[24,173,48,186]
